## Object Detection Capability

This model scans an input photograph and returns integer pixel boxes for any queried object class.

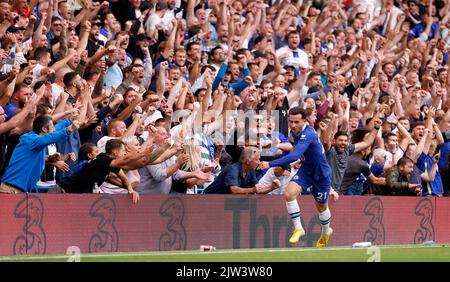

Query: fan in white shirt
[257,162,301,195]
[275,30,309,70]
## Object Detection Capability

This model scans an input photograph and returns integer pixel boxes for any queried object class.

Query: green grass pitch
[1,245,450,262]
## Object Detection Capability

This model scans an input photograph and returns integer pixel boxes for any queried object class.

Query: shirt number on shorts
[317,192,327,201]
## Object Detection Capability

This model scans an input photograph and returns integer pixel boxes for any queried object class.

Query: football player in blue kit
[258,107,333,247]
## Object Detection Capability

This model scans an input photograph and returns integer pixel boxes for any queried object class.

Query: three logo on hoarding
[88,196,119,253]
[159,196,187,251]
[414,198,435,244]
[363,198,385,245]
[8,195,437,254]
[13,195,47,255]
[363,197,436,245]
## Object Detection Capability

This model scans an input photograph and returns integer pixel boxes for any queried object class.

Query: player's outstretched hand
[292,160,302,169]
[257,161,269,170]
[330,189,339,202]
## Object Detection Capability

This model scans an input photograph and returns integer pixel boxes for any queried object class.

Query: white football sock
[286,199,303,230]
[319,207,331,235]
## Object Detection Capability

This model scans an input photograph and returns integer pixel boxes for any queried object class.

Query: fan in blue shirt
[204,147,261,194]
[1,116,78,193]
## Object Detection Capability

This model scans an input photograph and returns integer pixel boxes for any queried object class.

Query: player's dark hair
[289,106,307,118]
[105,139,125,154]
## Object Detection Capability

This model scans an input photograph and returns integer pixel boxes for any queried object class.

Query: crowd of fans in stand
[0,0,449,201]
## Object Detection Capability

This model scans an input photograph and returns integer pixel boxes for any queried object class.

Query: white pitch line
[0,245,447,261]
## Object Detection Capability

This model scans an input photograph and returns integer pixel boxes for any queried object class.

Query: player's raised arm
[258,107,313,169]
[267,136,312,168]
